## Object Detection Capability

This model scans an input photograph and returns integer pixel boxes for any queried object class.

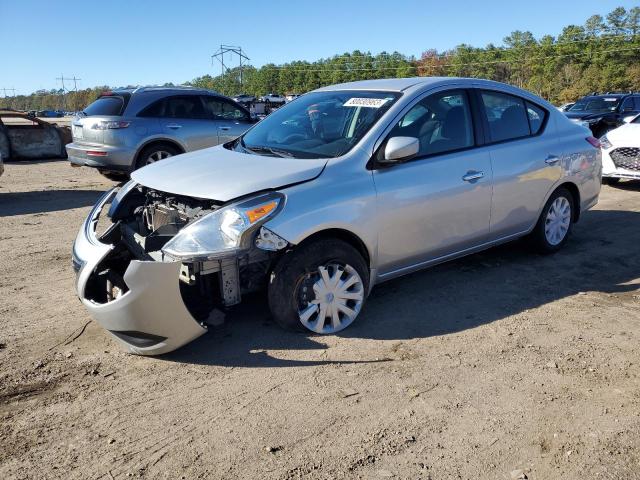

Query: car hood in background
[131,145,328,202]
[564,111,608,120]
[606,123,640,147]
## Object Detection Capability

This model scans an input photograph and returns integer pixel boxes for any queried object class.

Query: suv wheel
[135,143,180,170]
[530,187,575,253]
[268,239,369,334]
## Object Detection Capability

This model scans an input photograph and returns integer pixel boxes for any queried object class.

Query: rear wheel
[135,143,180,170]
[268,239,369,334]
[530,187,574,253]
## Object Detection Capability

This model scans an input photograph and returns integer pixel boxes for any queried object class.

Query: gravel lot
[1,159,639,480]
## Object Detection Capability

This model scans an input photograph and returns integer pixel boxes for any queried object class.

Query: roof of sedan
[315,77,468,92]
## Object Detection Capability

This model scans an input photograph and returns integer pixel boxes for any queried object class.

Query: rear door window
[163,96,207,119]
[84,95,127,116]
[202,96,249,120]
[480,91,530,142]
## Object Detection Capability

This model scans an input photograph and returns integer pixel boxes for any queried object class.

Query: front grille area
[611,147,640,171]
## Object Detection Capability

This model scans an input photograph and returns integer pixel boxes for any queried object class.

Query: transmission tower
[56,74,82,110]
[211,45,250,87]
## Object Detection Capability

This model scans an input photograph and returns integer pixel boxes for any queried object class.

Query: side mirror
[380,136,419,164]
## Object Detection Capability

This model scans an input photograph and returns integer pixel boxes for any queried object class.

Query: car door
[157,95,217,151]
[476,89,561,239]
[373,89,493,276]
[201,96,253,144]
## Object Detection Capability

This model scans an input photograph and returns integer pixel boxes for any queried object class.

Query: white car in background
[259,93,286,105]
[600,114,640,185]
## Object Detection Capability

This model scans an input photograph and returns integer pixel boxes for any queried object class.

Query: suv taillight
[586,136,601,149]
[91,121,131,130]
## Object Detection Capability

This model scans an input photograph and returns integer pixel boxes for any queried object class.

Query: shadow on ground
[0,190,102,216]
[165,206,640,368]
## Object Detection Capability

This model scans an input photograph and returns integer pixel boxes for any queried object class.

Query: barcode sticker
[343,98,389,108]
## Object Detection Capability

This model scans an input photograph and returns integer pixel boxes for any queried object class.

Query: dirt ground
[1,159,639,480]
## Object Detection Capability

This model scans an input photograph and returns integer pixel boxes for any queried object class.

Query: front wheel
[530,187,575,253]
[268,239,369,334]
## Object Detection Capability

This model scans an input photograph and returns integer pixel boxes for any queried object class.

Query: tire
[135,143,180,170]
[268,238,369,334]
[530,187,575,254]
[98,170,129,182]
[603,177,620,186]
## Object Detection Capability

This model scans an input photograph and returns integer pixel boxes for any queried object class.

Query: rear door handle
[545,154,560,165]
[218,126,231,131]
[166,123,182,129]
[462,171,485,182]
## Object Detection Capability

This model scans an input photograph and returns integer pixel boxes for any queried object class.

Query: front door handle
[166,123,182,129]
[545,154,560,165]
[218,126,231,131]
[462,171,485,182]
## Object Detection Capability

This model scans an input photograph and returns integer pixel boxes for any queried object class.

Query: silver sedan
[73,77,602,355]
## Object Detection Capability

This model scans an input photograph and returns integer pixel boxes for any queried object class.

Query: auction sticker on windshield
[344,98,389,108]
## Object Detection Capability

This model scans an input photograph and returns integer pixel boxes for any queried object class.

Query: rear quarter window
[84,95,127,116]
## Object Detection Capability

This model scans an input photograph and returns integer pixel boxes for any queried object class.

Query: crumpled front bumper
[73,188,207,355]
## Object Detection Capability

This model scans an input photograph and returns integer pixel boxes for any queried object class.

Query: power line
[254,33,639,72]
[251,43,640,74]
[1,87,16,97]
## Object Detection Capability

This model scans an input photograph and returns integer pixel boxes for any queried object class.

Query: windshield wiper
[242,142,294,158]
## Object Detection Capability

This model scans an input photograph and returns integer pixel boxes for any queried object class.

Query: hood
[131,145,328,201]
[606,123,640,147]
[564,111,604,120]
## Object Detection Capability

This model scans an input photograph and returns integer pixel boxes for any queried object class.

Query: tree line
[2,6,639,112]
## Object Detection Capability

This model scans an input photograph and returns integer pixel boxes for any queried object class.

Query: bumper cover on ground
[73,188,207,355]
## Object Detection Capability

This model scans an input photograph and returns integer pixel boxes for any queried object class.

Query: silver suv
[66,86,255,180]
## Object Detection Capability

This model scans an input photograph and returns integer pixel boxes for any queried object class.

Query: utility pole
[211,45,250,88]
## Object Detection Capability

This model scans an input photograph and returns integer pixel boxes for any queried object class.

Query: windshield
[236,90,401,159]
[568,97,620,113]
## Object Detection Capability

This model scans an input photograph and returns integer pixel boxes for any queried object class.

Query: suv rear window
[83,95,128,116]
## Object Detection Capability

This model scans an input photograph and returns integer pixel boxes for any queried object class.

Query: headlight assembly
[162,192,284,261]
[599,134,612,149]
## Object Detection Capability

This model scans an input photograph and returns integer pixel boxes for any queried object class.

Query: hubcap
[296,263,364,334]
[545,196,571,246]
[146,150,172,165]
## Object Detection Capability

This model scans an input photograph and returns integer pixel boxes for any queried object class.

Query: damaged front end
[72,182,288,355]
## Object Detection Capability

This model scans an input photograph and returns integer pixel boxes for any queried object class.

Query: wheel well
[297,229,371,268]
[135,139,185,163]
[557,182,581,222]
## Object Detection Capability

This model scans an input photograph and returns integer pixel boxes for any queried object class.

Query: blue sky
[1,0,637,94]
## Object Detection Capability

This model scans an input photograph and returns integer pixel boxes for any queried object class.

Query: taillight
[91,121,131,130]
[586,136,601,149]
